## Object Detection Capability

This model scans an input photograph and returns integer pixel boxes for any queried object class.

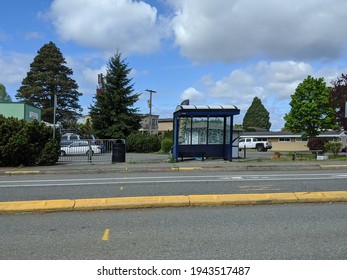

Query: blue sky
[1,0,347,131]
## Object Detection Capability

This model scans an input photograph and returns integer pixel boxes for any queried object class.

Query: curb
[1,162,347,176]
[3,171,41,175]
[1,191,346,213]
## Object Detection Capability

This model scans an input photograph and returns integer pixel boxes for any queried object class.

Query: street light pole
[145,89,156,134]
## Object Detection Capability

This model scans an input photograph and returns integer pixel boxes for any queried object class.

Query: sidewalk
[1,153,347,175]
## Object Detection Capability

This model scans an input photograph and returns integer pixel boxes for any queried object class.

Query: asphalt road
[1,170,347,202]
[0,203,346,259]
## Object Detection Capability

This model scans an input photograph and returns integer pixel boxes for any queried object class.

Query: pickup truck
[239,137,272,152]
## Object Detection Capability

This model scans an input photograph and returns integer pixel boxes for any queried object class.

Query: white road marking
[0,173,346,188]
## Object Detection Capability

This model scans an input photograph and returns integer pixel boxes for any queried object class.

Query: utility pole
[53,94,57,139]
[145,89,156,134]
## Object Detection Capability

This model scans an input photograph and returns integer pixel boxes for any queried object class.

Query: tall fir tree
[16,41,82,126]
[242,97,271,130]
[89,52,141,139]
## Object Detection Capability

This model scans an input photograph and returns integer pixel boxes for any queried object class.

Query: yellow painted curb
[219,193,273,205]
[269,192,298,203]
[321,191,347,202]
[188,193,298,206]
[189,194,221,206]
[0,199,74,212]
[171,167,203,171]
[74,196,189,211]
[0,191,346,213]
[179,167,203,171]
[295,191,347,203]
[5,170,40,175]
[320,165,347,169]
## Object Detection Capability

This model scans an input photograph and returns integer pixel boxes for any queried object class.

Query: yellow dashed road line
[102,229,110,241]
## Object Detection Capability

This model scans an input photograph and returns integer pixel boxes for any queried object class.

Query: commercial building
[0,102,41,122]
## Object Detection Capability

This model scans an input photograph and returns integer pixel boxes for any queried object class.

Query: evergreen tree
[284,75,337,138]
[331,73,347,130]
[242,97,271,130]
[89,52,141,139]
[16,41,82,126]
[0,84,12,102]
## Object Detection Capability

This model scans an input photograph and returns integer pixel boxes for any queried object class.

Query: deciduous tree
[284,75,337,137]
[331,73,347,130]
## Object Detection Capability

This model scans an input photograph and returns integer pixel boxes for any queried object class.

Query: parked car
[61,133,84,141]
[60,140,74,147]
[60,140,102,156]
[60,133,84,148]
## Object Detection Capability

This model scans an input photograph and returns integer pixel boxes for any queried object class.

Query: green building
[0,102,41,122]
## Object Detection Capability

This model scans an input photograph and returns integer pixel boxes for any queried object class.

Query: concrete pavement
[1,153,347,213]
[1,152,347,175]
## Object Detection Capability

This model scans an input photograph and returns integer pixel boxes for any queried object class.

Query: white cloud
[169,0,347,63]
[206,61,313,104]
[25,32,43,41]
[192,60,343,130]
[82,66,107,85]
[253,61,314,98]
[0,51,31,85]
[47,0,347,63]
[49,0,169,54]
[180,87,205,103]
[208,70,261,101]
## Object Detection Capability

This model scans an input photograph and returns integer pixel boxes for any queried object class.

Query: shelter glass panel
[225,117,231,144]
[208,117,224,144]
[192,117,207,144]
[178,117,191,145]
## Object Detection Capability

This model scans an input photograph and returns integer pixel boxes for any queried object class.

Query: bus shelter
[172,105,240,161]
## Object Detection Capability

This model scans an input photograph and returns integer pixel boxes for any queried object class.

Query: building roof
[241,130,347,138]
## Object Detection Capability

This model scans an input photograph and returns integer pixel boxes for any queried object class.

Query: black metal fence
[58,139,116,163]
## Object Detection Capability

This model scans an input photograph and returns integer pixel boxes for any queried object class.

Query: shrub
[0,116,59,166]
[38,140,60,165]
[126,133,161,153]
[324,142,342,157]
[163,130,173,140]
[161,138,173,153]
[307,137,328,153]
[0,115,26,146]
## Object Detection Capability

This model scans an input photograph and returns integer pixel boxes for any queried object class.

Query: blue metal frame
[172,105,240,161]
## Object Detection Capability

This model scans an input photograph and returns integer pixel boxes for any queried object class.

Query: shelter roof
[174,105,240,117]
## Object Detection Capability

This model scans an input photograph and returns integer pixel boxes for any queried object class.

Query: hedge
[0,115,59,166]
[126,133,161,153]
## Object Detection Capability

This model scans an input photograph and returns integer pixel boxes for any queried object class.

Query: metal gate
[58,139,115,163]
